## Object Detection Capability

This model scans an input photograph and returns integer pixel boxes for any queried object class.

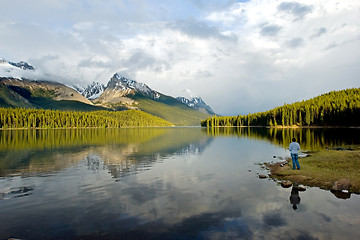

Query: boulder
[281,181,292,188]
[331,179,351,191]
[259,174,267,179]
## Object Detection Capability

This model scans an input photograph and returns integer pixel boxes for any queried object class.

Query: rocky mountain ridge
[79,73,214,114]
[0,77,94,105]
[176,96,215,115]
[0,58,215,125]
[78,82,105,100]
[8,61,35,70]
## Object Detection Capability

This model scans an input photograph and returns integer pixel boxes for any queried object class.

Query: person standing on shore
[289,138,300,170]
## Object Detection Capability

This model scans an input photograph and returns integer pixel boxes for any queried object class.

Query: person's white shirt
[289,142,300,154]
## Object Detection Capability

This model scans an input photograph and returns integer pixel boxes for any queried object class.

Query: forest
[201,88,360,127]
[0,108,173,129]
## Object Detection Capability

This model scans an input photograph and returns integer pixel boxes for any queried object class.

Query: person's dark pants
[291,153,300,170]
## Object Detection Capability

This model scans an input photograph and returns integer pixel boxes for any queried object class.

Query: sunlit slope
[135,95,211,126]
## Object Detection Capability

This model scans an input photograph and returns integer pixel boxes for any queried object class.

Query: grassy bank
[267,147,360,193]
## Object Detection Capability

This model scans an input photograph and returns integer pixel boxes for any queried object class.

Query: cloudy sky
[0,0,359,115]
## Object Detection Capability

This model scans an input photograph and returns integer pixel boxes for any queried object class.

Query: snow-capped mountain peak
[0,58,37,80]
[9,61,35,70]
[0,58,35,71]
[77,73,161,102]
[177,90,215,115]
[80,82,105,100]
[108,73,160,99]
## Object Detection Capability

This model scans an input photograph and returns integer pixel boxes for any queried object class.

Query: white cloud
[0,0,359,115]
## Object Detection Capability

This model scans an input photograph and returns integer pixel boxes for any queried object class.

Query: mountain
[79,82,105,100]
[0,58,35,70]
[0,60,111,111]
[0,58,214,125]
[0,77,106,111]
[89,73,212,125]
[0,81,34,108]
[176,96,215,115]
[82,74,214,114]
[8,61,35,70]
[96,73,160,101]
[0,58,36,79]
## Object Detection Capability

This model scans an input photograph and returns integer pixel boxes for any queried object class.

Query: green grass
[269,149,360,192]
[31,88,57,98]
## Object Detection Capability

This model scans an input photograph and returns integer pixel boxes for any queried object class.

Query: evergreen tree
[201,88,360,127]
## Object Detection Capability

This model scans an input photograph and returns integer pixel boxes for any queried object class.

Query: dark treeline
[202,88,360,127]
[202,127,360,151]
[0,108,173,129]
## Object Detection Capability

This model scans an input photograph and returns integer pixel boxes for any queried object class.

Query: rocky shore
[264,148,360,198]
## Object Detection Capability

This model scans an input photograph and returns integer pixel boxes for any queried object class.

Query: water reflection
[0,128,359,240]
[0,186,34,200]
[330,189,351,199]
[0,128,212,179]
[203,127,360,150]
[290,186,301,210]
[0,128,169,151]
[85,138,213,180]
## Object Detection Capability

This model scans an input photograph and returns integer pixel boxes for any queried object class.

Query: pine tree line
[201,88,360,127]
[0,108,173,129]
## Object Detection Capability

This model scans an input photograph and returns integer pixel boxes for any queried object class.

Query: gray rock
[281,181,293,188]
[331,179,351,191]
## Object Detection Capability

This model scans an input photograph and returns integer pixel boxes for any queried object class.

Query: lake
[1,127,359,240]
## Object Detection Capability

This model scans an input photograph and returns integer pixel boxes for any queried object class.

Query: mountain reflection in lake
[0,127,359,240]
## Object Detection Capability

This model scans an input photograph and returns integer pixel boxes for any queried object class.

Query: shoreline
[0,125,177,130]
[203,125,360,129]
[265,148,360,195]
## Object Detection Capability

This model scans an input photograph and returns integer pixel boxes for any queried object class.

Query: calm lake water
[1,127,359,240]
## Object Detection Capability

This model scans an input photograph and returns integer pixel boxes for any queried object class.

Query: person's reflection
[289,186,301,210]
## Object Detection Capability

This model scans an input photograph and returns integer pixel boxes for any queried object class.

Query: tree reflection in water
[203,127,360,151]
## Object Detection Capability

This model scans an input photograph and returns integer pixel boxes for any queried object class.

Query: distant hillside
[0,81,34,108]
[134,94,211,126]
[0,77,106,111]
[202,88,360,127]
